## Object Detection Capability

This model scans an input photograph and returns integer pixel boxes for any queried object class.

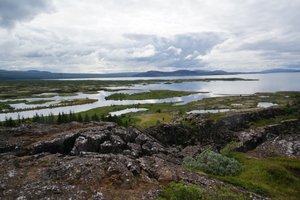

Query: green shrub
[158,181,202,200]
[220,141,240,157]
[183,150,242,176]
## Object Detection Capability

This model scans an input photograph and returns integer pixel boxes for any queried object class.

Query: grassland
[1,77,299,129]
[56,98,98,106]
[133,112,174,128]
[75,91,299,128]
[216,153,300,200]
[26,100,54,105]
[105,90,199,100]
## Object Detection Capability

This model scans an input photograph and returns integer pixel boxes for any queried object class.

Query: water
[109,108,148,116]
[0,92,212,120]
[122,73,300,94]
[257,102,278,108]
[187,109,232,114]
[1,73,299,121]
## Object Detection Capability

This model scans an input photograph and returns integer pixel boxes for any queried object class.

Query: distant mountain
[0,70,137,80]
[1,68,299,80]
[134,70,240,77]
[134,68,300,77]
[260,68,300,73]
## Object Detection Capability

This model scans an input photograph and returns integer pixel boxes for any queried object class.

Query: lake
[1,72,300,121]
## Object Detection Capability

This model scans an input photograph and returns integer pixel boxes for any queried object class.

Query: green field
[57,98,98,106]
[26,100,54,105]
[105,90,199,100]
[74,91,299,128]
[217,153,300,199]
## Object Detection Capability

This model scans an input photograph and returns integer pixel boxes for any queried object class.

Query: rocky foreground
[0,108,299,199]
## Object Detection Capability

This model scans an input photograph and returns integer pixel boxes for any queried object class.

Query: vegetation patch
[158,182,250,200]
[26,100,54,105]
[105,90,198,100]
[158,181,203,200]
[183,150,243,176]
[133,112,173,128]
[203,185,250,200]
[56,98,98,106]
[217,152,300,199]
[57,92,77,96]
[0,100,27,112]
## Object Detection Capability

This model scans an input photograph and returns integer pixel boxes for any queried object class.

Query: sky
[0,0,299,73]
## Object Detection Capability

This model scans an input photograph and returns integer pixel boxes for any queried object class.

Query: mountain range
[0,68,299,80]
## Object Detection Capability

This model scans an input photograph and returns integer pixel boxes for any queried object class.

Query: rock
[251,134,300,157]
[0,112,284,199]
[235,119,300,156]
[71,136,88,155]
[127,142,142,157]
[180,145,203,158]
[145,124,192,146]
[235,128,267,152]
[32,132,79,154]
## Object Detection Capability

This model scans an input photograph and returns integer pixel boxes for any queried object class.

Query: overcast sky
[0,0,299,73]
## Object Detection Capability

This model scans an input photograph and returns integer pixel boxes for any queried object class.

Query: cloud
[167,46,182,56]
[0,0,300,72]
[0,0,54,28]
[131,45,156,58]
[123,33,225,69]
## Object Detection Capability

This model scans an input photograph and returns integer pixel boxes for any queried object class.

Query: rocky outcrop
[162,108,288,150]
[2,108,293,199]
[235,128,267,152]
[0,120,268,200]
[29,124,170,159]
[145,120,233,150]
[253,134,300,157]
[220,108,286,131]
[235,119,300,157]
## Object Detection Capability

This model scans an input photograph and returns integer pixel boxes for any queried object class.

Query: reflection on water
[125,73,300,94]
[109,108,148,116]
[257,102,278,108]
[187,109,232,114]
[1,73,300,121]
[0,92,212,120]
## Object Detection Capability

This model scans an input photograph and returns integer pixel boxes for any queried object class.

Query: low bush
[183,150,242,176]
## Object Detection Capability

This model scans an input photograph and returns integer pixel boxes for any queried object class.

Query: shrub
[158,181,202,200]
[183,150,242,176]
[220,141,240,157]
